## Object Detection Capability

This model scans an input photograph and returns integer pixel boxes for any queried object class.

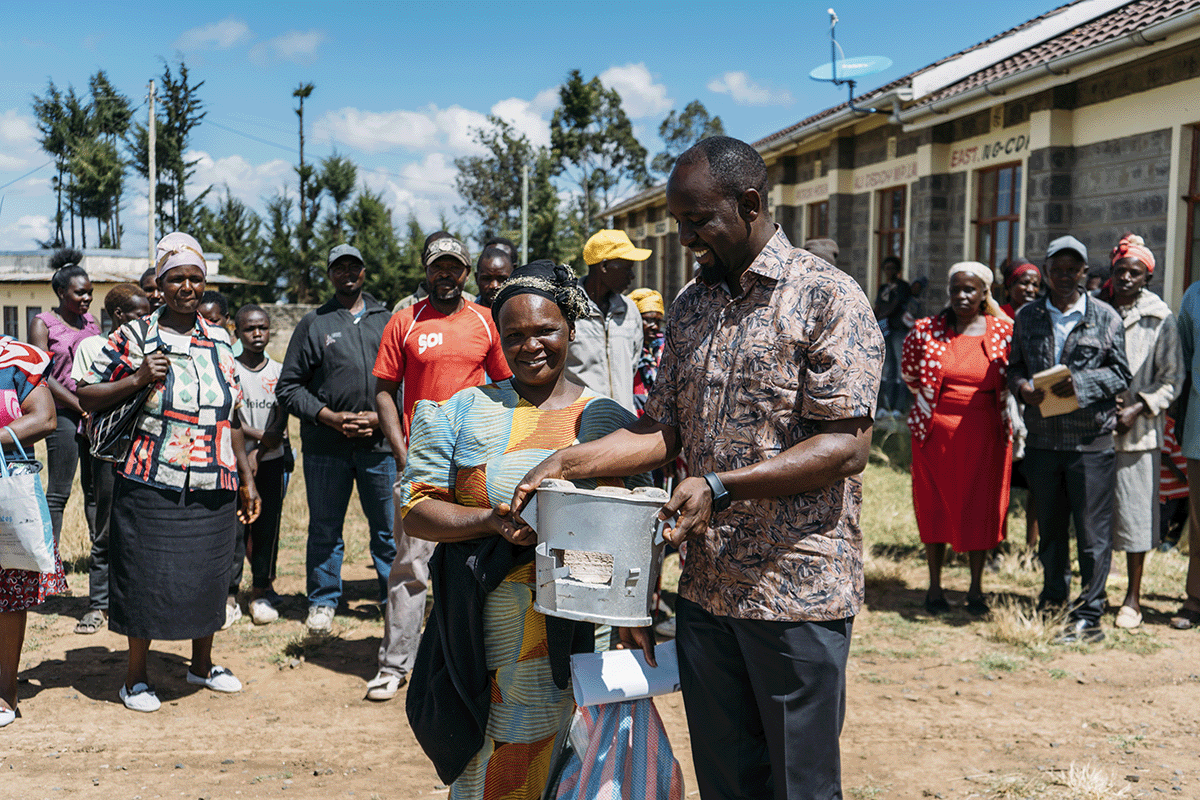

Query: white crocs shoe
[120,682,161,712]
[187,665,242,693]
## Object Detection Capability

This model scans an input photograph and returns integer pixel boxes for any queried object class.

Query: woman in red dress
[902,263,1013,616]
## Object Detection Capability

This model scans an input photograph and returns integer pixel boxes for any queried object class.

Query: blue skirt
[109,475,236,640]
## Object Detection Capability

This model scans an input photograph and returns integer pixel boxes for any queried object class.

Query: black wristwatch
[703,472,732,512]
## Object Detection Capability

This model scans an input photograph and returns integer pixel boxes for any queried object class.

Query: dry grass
[1058,762,1131,799]
[986,595,1066,654]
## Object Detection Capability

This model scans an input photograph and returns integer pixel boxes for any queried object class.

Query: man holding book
[1008,235,1131,643]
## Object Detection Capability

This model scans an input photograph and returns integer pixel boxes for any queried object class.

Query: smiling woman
[399,259,647,799]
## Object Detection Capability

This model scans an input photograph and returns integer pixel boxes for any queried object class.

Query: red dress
[909,332,1011,552]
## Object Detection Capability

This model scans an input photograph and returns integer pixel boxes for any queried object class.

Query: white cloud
[186,151,294,207]
[250,29,326,66]
[360,160,457,233]
[0,109,42,172]
[599,63,672,118]
[490,86,558,149]
[173,17,252,52]
[706,71,794,106]
[0,214,51,250]
[314,104,491,156]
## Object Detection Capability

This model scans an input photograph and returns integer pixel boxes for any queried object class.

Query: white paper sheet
[570,640,681,707]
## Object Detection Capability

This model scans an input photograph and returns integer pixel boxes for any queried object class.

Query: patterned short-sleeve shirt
[83,308,243,492]
[643,228,884,622]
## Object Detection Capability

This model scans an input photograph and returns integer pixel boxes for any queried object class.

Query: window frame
[973,161,1023,271]
[808,200,829,240]
[875,185,907,264]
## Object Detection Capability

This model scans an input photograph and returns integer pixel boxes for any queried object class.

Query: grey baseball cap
[423,236,471,268]
[327,243,364,268]
[1046,235,1088,265]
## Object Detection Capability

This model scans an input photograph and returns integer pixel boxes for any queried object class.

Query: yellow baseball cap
[583,229,652,266]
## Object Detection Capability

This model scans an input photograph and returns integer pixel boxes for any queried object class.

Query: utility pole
[147,80,156,265]
[520,163,529,264]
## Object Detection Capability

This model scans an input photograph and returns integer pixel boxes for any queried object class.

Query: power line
[0,160,53,191]
[206,119,299,154]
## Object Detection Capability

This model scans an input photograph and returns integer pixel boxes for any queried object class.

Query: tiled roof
[754,0,1199,147]
[919,0,1200,104]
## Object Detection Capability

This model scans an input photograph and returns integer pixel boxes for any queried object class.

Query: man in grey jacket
[1008,235,1131,644]
[277,244,397,634]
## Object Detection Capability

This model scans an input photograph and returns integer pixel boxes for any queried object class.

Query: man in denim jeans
[1008,235,1130,644]
[277,244,397,634]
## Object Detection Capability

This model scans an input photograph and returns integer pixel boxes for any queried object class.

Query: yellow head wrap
[628,288,664,316]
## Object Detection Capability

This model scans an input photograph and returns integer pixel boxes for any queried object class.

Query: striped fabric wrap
[555,700,683,800]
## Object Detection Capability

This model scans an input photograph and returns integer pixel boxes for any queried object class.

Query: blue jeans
[303,449,397,608]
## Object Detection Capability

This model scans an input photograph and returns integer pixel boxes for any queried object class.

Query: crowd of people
[4,133,1200,800]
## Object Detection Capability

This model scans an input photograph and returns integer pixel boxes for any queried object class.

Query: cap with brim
[327,243,364,269]
[583,229,653,266]
[423,237,471,268]
[1046,235,1088,265]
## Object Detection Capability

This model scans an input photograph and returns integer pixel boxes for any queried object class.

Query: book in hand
[1031,364,1080,417]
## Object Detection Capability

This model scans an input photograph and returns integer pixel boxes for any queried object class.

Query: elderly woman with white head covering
[79,232,260,712]
[901,262,1014,616]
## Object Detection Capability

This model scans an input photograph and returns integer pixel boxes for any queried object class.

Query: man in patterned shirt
[515,136,883,800]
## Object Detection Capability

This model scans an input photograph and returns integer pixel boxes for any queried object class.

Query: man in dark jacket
[277,244,397,634]
[1008,235,1131,644]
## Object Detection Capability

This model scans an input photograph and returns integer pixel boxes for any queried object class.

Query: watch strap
[704,471,731,512]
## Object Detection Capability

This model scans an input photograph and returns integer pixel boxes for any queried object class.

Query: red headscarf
[1111,233,1155,275]
[1004,260,1041,289]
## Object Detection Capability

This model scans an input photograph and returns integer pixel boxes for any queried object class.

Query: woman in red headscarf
[1001,259,1044,549]
[1103,234,1184,629]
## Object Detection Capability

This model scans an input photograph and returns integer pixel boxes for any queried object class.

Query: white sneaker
[654,616,677,638]
[306,605,335,634]
[365,670,404,701]
[120,682,161,712]
[0,705,15,727]
[187,665,242,693]
[249,598,279,625]
[222,600,242,630]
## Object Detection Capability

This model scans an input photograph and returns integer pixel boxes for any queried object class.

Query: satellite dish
[810,9,893,115]
[809,56,892,83]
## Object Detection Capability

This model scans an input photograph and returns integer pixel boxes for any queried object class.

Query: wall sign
[949,131,1030,170]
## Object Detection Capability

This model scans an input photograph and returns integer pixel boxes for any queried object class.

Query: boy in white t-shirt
[227,304,290,626]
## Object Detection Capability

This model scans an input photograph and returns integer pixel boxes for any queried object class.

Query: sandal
[1169,606,1200,630]
[74,609,107,635]
[924,593,950,615]
[965,595,990,616]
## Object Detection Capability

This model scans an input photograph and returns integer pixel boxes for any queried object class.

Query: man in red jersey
[366,235,511,701]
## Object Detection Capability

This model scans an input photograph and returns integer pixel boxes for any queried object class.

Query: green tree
[31,81,69,247]
[550,70,648,238]
[651,100,724,182]
[69,136,124,248]
[88,70,132,247]
[195,189,268,306]
[320,152,357,240]
[130,60,209,234]
[453,116,573,262]
[344,188,413,306]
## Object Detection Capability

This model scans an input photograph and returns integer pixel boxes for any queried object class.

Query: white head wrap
[947,261,1009,321]
[155,231,207,280]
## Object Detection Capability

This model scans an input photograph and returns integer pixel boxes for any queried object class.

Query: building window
[3,306,17,339]
[975,162,1022,271]
[25,307,41,338]
[1185,125,1200,287]
[808,200,829,239]
[876,186,906,261]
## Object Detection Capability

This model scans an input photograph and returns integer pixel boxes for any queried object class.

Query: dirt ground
[5,459,1200,799]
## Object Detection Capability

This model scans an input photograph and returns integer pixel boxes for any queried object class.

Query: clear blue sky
[0,0,1062,250]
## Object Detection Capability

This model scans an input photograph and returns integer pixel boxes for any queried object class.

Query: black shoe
[924,593,950,615]
[965,595,989,616]
[1052,618,1104,644]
